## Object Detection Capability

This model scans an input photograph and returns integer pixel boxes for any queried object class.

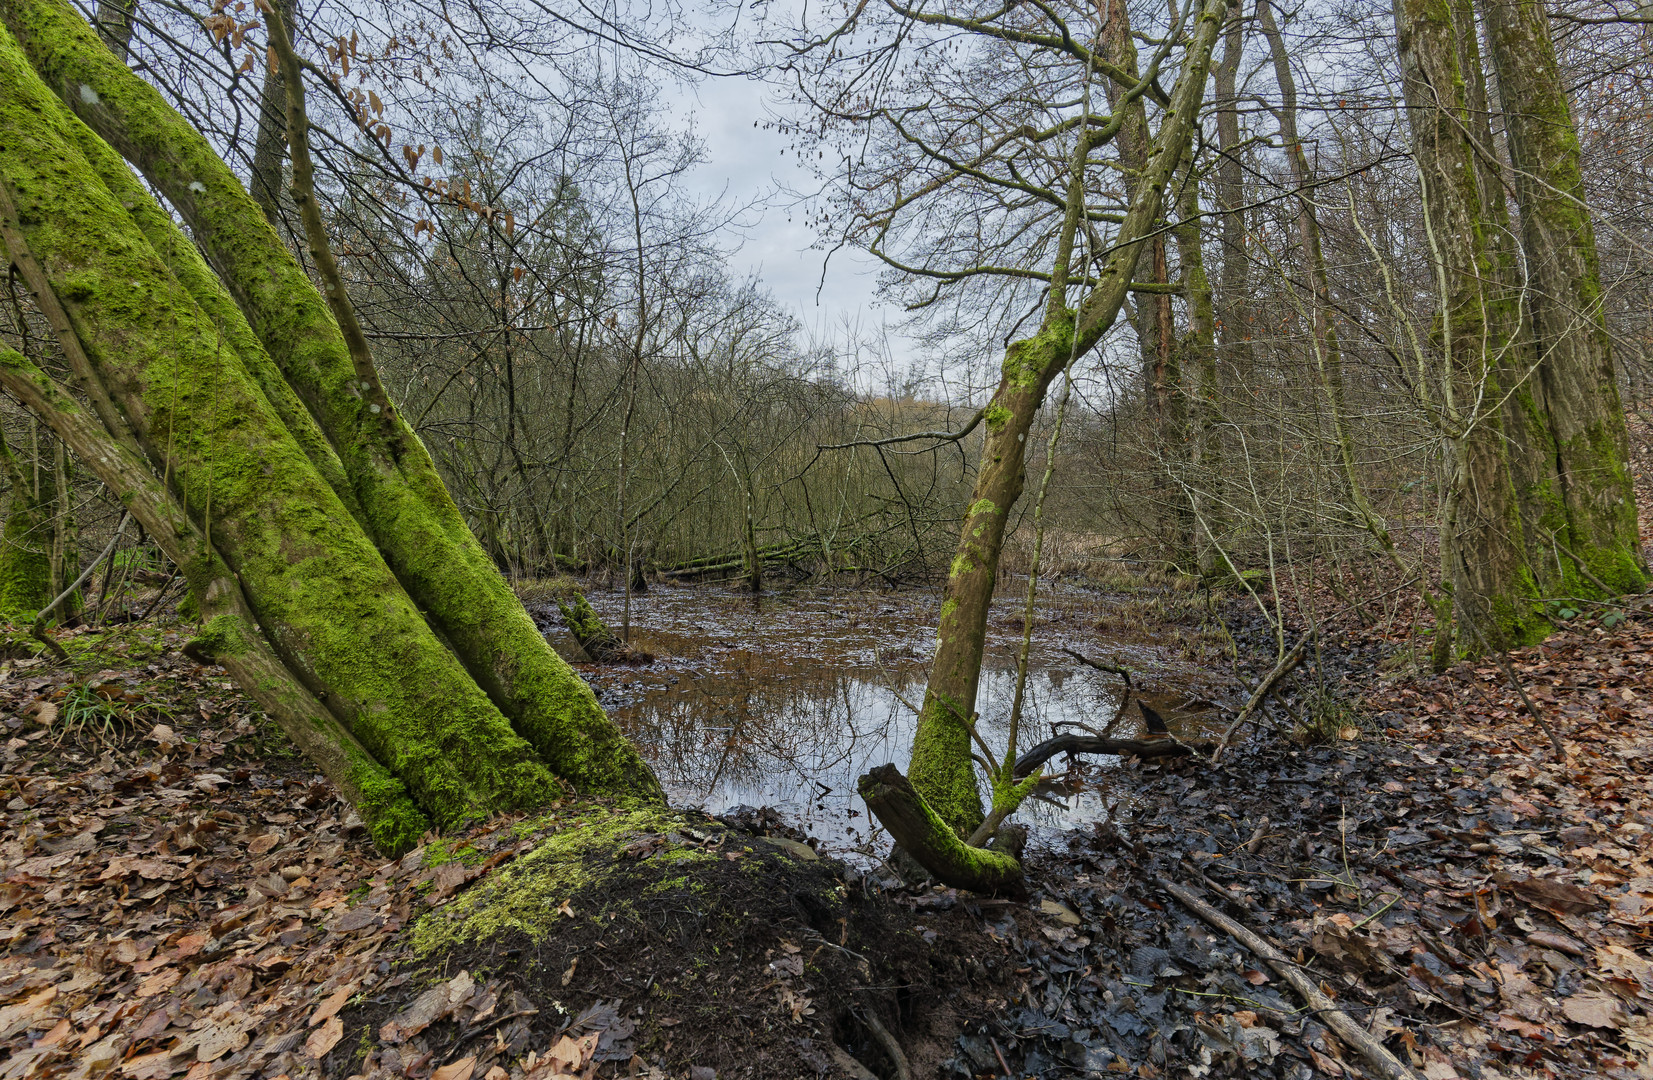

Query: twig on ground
[1212,631,1314,761]
[1156,875,1424,1080]
[1490,649,1566,758]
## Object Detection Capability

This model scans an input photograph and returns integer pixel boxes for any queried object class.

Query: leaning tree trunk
[0,0,661,853]
[1477,0,1647,596]
[1,0,661,804]
[1392,0,1549,651]
[909,0,1229,835]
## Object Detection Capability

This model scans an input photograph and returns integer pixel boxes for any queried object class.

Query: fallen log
[556,592,626,662]
[1013,734,1211,777]
[1156,876,1423,1080]
[857,764,1024,895]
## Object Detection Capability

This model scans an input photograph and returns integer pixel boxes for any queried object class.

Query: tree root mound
[329,804,1018,1079]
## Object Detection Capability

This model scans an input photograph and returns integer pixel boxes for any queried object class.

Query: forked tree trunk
[0,0,661,853]
[910,0,1229,835]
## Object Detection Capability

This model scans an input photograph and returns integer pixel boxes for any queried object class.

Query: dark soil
[326,808,1024,1080]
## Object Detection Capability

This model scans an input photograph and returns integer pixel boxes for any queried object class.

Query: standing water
[546,584,1219,859]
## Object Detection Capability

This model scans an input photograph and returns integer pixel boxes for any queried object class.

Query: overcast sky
[675,67,911,361]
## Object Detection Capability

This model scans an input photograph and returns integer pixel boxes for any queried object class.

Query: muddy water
[553,584,1218,859]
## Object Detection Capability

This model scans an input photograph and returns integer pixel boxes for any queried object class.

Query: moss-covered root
[412,806,720,954]
[0,35,555,827]
[0,433,53,619]
[0,0,661,804]
[0,347,429,854]
[858,764,1025,895]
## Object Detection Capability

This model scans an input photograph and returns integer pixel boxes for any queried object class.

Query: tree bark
[0,345,430,848]
[1477,0,1647,596]
[1,0,662,802]
[248,0,294,229]
[1392,0,1549,650]
[910,0,1230,834]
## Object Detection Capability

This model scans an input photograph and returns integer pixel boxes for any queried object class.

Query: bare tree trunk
[248,0,294,229]
[93,0,131,61]
[1174,165,1219,576]
[1206,11,1247,578]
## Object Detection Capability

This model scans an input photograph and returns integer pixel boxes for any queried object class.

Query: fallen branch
[858,1008,913,1080]
[1156,876,1423,1080]
[1060,647,1132,688]
[1013,734,1206,777]
[1211,631,1314,762]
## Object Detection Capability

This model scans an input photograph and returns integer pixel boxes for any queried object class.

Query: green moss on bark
[0,0,661,805]
[908,694,984,837]
[0,498,52,619]
[411,806,721,952]
[0,29,557,828]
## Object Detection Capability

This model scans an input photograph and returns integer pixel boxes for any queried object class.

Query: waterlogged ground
[544,583,1225,857]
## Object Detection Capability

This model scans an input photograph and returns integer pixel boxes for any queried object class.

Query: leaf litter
[4,532,1653,1078]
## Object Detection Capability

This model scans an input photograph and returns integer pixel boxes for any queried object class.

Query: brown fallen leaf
[310,980,361,1027]
[1242,968,1270,985]
[1502,874,1604,915]
[195,1020,252,1063]
[1560,988,1626,1029]
[544,1032,598,1073]
[136,968,182,998]
[0,988,56,1042]
[1525,930,1586,957]
[431,1056,478,1080]
[305,1015,344,1059]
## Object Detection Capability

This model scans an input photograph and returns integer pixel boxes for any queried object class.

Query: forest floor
[2,441,1652,1080]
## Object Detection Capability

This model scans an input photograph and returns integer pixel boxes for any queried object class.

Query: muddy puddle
[536,584,1222,860]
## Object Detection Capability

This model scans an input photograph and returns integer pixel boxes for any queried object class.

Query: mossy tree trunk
[2,0,660,803]
[1392,0,1551,652]
[909,0,1229,836]
[1477,0,1647,597]
[0,0,661,854]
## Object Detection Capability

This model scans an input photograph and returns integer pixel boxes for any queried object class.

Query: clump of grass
[55,683,135,748]
[512,576,584,606]
[1293,687,1363,745]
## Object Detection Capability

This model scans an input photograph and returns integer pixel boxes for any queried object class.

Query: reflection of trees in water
[619,658,925,804]
[616,656,1127,808]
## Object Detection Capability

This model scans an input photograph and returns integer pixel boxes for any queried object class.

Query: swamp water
[544,585,1220,860]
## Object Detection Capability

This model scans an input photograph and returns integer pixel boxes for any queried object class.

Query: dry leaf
[310,981,360,1027]
[306,1015,344,1059]
[1560,988,1625,1029]
[431,1056,477,1080]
